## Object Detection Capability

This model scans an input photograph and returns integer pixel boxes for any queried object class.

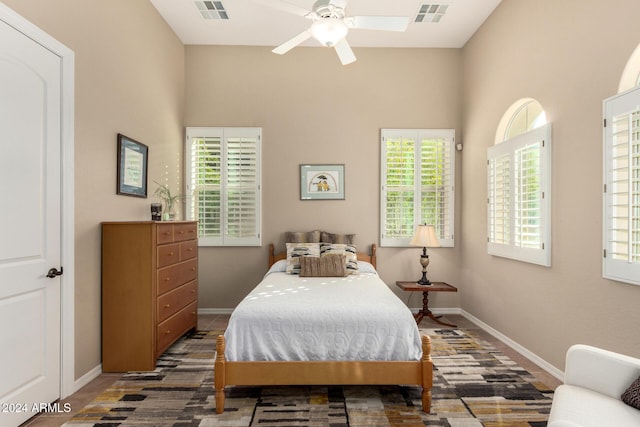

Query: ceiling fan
[256,0,410,65]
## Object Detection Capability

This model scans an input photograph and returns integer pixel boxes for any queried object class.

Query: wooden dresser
[101,221,198,372]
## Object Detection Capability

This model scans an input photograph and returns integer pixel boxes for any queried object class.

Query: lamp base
[416,251,432,285]
[416,272,432,286]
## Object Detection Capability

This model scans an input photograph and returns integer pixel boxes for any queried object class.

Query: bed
[214,242,433,414]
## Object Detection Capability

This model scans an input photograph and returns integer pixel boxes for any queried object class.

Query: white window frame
[380,128,455,247]
[185,127,261,246]
[603,86,640,285]
[487,123,552,266]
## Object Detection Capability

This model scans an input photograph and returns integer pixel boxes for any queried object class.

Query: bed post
[370,243,377,268]
[421,335,433,413]
[215,335,226,414]
[268,243,276,268]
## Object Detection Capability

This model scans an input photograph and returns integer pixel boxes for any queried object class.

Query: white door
[0,17,63,427]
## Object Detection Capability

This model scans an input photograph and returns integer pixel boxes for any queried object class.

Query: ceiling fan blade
[252,0,313,18]
[350,15,410,32]
[328,0,348,8]
[334,38,356,65]
[272,30,312,55]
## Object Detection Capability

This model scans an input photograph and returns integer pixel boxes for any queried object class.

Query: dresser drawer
[157,281,197,323]
[157,243,180,268]
[156,301,197,355]
[157,259,198,295]
[157,223,173,245]
[174,223,197,242]
[180,240,197,261]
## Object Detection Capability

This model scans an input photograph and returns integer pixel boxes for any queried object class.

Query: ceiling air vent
[194,1,229,20]
[415,4,448,23]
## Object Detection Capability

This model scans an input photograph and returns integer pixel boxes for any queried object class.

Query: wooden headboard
[268,243,377,269]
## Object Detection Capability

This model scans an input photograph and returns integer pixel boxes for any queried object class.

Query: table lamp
[409,224,441,286]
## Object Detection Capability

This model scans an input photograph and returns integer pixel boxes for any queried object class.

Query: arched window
[488,98,552,266]
[618,42,640,93]
[602,42,640,285]
[495,98,547,143]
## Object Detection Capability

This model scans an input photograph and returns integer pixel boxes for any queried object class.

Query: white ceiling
[150,0,502,49]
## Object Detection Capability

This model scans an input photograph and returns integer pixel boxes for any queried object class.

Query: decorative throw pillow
[320,232,355,244]
[285,230,321,243]
[320,243,358,274]
[285,242,320,274]
[621,375,640,409]
[300,254,347,277]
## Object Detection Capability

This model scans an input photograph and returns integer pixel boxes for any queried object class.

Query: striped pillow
[285,242,320,274]
[320,243,358,274]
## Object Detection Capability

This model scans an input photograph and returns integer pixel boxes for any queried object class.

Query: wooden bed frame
[214,243,433,414]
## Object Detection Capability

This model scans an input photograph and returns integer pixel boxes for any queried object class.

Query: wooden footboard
[214,334,432,414]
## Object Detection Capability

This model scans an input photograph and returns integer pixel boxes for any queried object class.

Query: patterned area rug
[63,329,554,426]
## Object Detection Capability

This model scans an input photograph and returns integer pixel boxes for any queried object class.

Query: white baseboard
[69,364,102,396]
[459,309,564,381]
[408,306,563,381]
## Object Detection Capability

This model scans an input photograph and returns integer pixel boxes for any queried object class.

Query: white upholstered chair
[548,344,640,427]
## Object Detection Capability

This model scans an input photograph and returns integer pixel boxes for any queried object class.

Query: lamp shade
[310,18,348,47]
[409,225,441,248]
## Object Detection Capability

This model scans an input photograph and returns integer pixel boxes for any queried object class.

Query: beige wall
[8,0,639,384]
[461,0,640,369]
[2,0,185,378]
[185,45,463,310]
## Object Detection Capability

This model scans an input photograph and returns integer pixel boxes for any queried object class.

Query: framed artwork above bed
[300,164,345,200]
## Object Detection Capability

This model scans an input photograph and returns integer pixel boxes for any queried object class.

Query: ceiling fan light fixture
[310,18,348,47]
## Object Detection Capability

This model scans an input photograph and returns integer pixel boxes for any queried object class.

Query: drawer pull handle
[178,230,185,234]
[187,248,193,252]
[191,267,196,271]
[163,232,170,236]
[164,304,171,308]
[168,252,174,256]
[191,290,196,293]
[164,330,171,335]
[165,277,171,281]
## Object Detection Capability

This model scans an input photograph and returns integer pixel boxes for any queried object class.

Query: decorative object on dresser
[153,180,184,221]
[409,224,441,286]
[150,203,162,221]
[101,221,198,372]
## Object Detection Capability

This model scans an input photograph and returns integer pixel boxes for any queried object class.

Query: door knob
[46,267,63,278]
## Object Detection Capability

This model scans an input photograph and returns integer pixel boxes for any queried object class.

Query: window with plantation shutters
[603,86,640,285]
[380,129,455,247]
[487,123,551,266]
[185,127,261,246]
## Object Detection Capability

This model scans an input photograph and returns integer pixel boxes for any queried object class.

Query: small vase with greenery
[153,181,184,221]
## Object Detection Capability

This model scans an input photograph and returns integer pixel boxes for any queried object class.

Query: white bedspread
[224,262,422,362]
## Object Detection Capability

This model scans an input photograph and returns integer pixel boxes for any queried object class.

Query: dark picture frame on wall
[116,133,148,198]
[300,164,345,200]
